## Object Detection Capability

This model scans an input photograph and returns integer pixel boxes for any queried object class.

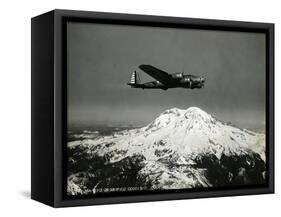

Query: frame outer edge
[50,9,275,207]
[54,10,63,208]
[268,23,274,193]
[31,10,55,207]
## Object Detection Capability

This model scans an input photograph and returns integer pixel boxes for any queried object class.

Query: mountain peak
[161,107,209,116]
[161,106,213,122]
[185,106,205,113]
[145,106,216,132]
[162,107,183,116]
[184,107,210,117]
[183,107,214,124]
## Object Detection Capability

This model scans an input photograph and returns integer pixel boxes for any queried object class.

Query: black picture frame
[31,9,274,207]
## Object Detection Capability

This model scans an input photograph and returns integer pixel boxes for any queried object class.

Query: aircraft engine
[171,73,183,79]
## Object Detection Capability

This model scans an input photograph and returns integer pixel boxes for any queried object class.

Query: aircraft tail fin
[128,71,141,85]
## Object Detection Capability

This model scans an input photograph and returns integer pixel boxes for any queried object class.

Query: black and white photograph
[0,0,279,213]
[66,21,267,196]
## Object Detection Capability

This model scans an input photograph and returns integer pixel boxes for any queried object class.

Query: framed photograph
[31,9,274,207]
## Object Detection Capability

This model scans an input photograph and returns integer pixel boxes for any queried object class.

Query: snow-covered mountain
[67,107,266,195]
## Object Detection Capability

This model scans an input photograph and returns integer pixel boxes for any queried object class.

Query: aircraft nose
[201,79,205,88]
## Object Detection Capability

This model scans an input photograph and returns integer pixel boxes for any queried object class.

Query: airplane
[127,65,206,90]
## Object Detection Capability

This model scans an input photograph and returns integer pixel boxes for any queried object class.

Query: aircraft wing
[139,65,171,85]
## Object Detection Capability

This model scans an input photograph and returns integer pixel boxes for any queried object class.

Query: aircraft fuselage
[127,65,205,90]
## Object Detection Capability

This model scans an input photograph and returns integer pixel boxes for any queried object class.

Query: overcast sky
[67,22,266,131]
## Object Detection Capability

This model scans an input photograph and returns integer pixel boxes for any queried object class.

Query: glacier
[67,107,266,195]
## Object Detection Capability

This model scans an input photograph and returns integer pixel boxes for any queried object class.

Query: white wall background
[0,0,279,215]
